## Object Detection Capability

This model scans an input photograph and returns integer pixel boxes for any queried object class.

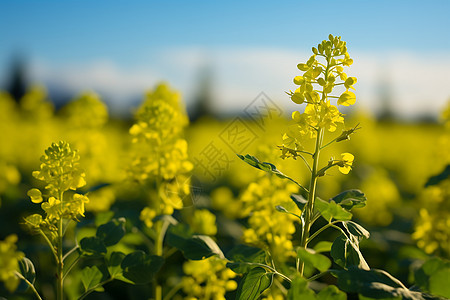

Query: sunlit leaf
[235,267,273,300]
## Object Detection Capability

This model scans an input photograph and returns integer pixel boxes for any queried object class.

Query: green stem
[153,218,169,300]
[308,270,330,282]
[63,245,79,261]
[298,127,324,276]
[38,229,58,262]
[57,191,64,300]
[298,55,331,276]
[14,271,43,300]
[306,221,340,244]
[63,255,81,281]
[162,281,183,300]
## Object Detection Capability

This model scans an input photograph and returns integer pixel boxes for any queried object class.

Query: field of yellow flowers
[0,35,449,300]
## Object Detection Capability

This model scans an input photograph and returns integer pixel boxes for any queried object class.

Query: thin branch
[14,271,43,300]
[308,270,330,282]
[63,245,79,262]
[306,221,341,244]
[38,229,58,263]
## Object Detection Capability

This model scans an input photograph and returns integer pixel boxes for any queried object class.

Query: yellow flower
[191,209,217,236]
[182,257,236,299]
[140,206,157,228]
[27,188,43,203]
[338,153,354,174]
[0,235,24,292]
[41,197,62,221]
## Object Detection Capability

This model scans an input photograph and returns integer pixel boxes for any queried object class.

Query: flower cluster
[281,34,356,174]
[180,257,237,300]
[25,141,89,232]
[241,176,300,263]
[413,102,450,256]
[0,235,24,292]
[130,84,193,217]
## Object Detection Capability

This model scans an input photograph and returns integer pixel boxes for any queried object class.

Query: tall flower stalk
[25,141,89,300]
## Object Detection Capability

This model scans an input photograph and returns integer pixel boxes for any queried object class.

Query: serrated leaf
[237,154,307,192]
[81,266,104,291]
[297,248,331,272]
[107,252,125,278]
[333,267,426,300]
[315,198,352,222]
[235,267,273,300]
[96,218,126,247]
[121,251,164,285]
[331,189,367,210]
[80,236,107,256]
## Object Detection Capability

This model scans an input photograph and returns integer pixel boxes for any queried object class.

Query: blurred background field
[0,1,449,299]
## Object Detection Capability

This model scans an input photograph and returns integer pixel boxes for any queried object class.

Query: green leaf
[287,276,316,300]
[331,189,367,210]
[429,268,450,298]
[291,194,308,210]
[315,198,352,222]
[226,245,268,273]
[415,257,450,298]
[107,252,125,278]
[96,218,126,247]
[167,224,225,260]
[343,221,370,240]
[121,251,164,285]
[333,267,426,300]
[313,241,333,253]
[81,266,104,291]
[235,267,273,300]
[425,164,450,187]
[80,236,107,256]
[317,285,346,300]
[237,154,307,192]
[16,257,36,292]
[331,234,369,270]
[297,248,331,272]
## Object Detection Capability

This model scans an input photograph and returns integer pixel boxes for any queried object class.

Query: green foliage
[297,248,331,272]
[331,189,367,210]
[333,267,438,300]
[166,224,225,260]
[414,257,450,298]
[235,267,273,300]
[121,251,164,284]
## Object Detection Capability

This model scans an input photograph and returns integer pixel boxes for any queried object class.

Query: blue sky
[1,1,449,117]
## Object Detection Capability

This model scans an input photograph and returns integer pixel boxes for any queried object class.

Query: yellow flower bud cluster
[26,141,89,230]
[181,257,237,300]
[60,92,108,129]
[0,234,24,292]
[413,103,450,256]
[190,209,218,236]
[240,176,300,263]
[129,84,193,217]
[283,34,357,157]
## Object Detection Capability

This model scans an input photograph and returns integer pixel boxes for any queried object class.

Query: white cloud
[28,48,450,118]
